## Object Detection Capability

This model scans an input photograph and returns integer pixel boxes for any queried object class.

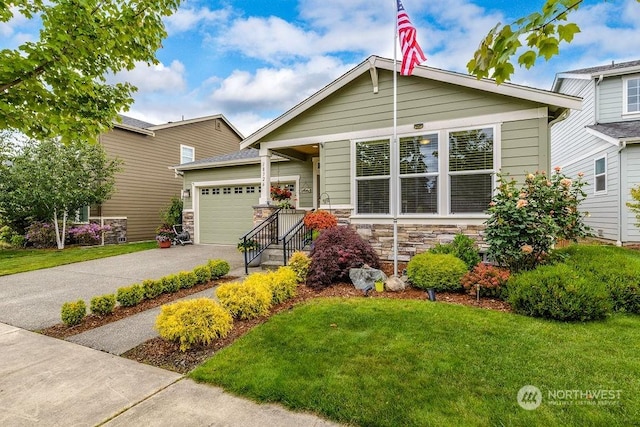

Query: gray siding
[598,76,623,123]
[622,146,640,242]
[557,78,590,97]
[264,70,539,142]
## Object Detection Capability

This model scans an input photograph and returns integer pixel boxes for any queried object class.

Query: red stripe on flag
[397,0,426,76]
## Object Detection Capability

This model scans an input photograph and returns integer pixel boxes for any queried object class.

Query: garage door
[198,185,260,244]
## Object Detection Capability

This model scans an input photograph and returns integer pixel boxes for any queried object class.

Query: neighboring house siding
[322,141,351,205]
[264,70,540,142]
[183,160,314,209]
[598,77,623,123]
[99,119,241,242]
[557,78,590,97]
[622,147,640,241]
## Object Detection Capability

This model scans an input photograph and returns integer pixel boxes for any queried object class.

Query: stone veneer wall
[252,205,279,226]
[89,217,127,245]
[329,209,487,262]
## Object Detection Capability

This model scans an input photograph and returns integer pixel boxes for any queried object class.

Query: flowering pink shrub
[25,221,58,248]
[485,169,590,272]
[68,223,111,245]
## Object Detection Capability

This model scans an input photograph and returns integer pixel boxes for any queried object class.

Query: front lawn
[190,298,639,426]
[0,241,157,276]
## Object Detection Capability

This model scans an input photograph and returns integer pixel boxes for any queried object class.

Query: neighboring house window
[355,139,390,214]
[594,156,607,193]
[624,77,640,114]
[448,128,494,214]
[75,206,90,223]
[180,145,194,164]
[399,134,438,214]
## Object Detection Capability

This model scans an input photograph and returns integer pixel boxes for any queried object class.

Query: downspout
[595,75,603,123]
[618,141,627,246]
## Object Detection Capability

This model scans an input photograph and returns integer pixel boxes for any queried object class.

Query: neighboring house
[92,114,243,242]
[175,55,580,262]
[551,60,640,245]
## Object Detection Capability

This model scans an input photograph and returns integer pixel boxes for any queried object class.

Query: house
[92,114,243,243]
[551,60,640,245]
[174,55,580,264]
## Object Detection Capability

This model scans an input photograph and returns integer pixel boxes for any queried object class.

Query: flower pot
[375,281,385,292]
[427,288,436,301]
[158,240,171,249]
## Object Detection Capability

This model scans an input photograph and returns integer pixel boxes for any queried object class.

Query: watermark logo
[517,385,622,409]
[517,385,542,410]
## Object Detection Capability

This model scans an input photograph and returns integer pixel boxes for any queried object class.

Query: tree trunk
[53,208,67,250]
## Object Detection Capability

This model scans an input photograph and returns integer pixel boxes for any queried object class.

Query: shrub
[429,234,481,270]
[307,226,380,289]
[161,274,181,293]
[178,271,198,289]
[288,251,311,283]
[142,279,164,299]
[116,284,145,307]
[303,210,338,230]
[156,298,233,352]
[461,263,510,298]
[486,170,591,272]
[193,265,212,284]
[61,300,86,326]
[208,259,230,278]
[507,263,612,321]
[245,267,298,305]
[89,294,116,316]
[25,221,58,248]
[68,223,111,246]
[216,281,272,320]
[407,253,467,292]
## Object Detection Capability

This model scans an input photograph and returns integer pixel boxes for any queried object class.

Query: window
[355,139,390,214]
[180,145,194,164]
[448,128,494,214]
[201,188,209,196]
[75,206,90,223]
[234,187,243,194]
[212,188,220,195]
[595,157,607,193]
[246,186,256,193]
[223,187,231,194]
[625,77,640,114]
[399,134,438,214]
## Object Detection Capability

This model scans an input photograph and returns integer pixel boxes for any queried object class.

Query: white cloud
[164,6,228,34]
[111,60,187,93]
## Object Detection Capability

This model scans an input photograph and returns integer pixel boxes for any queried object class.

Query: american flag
[397,0,426,76]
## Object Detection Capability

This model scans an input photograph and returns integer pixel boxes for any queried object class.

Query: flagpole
[392,0,399,277]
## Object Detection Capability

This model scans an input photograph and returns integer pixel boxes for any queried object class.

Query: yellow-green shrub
[155,298,233,351]
[208,259,230,278]
[161,274,180,293]
[216,281,272,320]
[245,267,298,305]
[61,300,86,326]
[142,279,163,299]
[288,251,311,283]
[178,271,198,289]
[193,265,212,284]
[90,294,116,316]
[116,284,145,307]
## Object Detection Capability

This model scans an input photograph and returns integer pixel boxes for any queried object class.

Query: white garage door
[198,185,260,244]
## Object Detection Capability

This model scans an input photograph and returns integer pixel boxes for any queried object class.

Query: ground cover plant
[0,241,156,276]
[190,298,639,427]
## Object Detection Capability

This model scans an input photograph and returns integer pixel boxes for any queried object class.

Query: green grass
[0,241,157,276]
[190,298,640,426]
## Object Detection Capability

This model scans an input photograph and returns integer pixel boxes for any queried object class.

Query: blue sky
[3,0,640,136]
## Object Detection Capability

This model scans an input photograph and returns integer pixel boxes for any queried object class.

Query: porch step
[259,244,311,270]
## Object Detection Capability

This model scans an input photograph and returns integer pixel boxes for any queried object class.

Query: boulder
[349,267,387,292]
[385,276,407,292]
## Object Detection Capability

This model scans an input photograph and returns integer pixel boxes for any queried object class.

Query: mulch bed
[121,283,511,374]
[38,276,238,339]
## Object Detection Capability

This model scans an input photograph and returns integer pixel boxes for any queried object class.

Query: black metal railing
[281,214,314,265]
[239,208,281,274]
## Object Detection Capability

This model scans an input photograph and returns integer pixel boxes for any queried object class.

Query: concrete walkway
[0,323,338,426]
[0,246,337,426]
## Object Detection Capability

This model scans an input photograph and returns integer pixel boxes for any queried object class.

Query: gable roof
[112,114,244,140]
[172,148,287,171]
[552,59,640,91]
[241,55,582,150]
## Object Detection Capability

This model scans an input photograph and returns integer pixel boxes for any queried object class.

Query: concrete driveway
[0,244,244,330]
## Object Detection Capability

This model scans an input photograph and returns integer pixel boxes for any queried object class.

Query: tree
[468,0,640,83]
[0,138,122,249]
[0,0,180,142]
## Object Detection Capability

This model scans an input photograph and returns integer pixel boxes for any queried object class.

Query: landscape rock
[349,267,387,291]
[385,276,407,292]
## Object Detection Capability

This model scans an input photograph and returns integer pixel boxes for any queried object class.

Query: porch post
[259,146,272,205]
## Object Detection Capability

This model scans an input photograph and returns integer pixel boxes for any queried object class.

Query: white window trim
[350,123,500,218]
[622,75,640,118]
[180,144,195,164]
[594,155,607,195]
